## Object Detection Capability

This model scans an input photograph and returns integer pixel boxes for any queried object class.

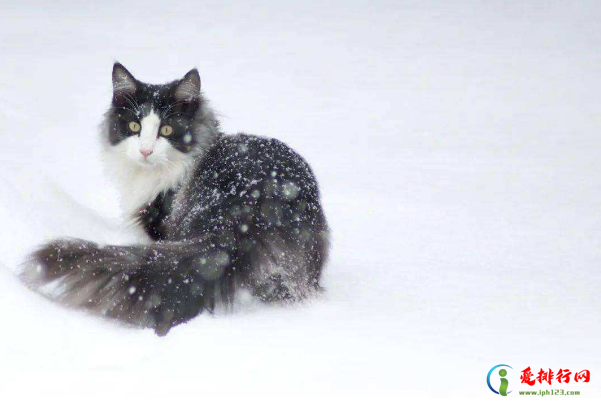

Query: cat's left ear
[112,62,137,95]
[174,68,201,101]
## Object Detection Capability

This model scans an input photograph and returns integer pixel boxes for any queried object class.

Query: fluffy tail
[22,238,235,335]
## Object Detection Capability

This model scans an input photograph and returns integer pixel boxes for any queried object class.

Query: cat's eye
[129,121,141,133]
[161,125,173,136]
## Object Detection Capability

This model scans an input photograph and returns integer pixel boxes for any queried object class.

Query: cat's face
[103,63,215,167]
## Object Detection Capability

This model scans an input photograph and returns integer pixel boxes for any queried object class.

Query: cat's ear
[112,62,137,95]
[174,68,201,101]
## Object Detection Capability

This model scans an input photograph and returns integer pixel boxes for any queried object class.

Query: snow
[1,0,600,402]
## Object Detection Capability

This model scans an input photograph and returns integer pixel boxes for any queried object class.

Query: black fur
[136,190,176,241]
[23,64,329,335]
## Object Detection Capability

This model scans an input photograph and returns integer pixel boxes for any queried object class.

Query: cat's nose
[140,149,153,159]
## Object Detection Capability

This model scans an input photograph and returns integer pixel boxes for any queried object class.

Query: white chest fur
[102,135,195,219]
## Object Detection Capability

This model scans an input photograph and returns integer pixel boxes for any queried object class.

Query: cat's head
[102,63,218,167]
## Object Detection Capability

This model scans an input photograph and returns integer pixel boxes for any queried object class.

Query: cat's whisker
[164,111,194,120]
[162,100,187,115]
[121,95,138,114]
[123,92,141,112]
[115,106,139,117]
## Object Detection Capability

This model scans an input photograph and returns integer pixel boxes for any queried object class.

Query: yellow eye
[161,125,173,136]
[129,121,141,133]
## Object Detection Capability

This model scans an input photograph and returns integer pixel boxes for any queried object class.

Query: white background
[0,0,599,402]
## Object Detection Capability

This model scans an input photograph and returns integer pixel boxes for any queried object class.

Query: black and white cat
[23,63,329,335]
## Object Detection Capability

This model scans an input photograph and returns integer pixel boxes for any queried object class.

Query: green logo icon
[487,364,513,395]
[499,368,509,396]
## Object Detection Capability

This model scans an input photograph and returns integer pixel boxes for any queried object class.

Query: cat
[22,63,329,336]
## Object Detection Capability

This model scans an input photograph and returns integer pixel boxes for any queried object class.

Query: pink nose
[140,149,153,159]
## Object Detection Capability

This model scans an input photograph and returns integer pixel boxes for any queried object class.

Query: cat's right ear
[112,62,137,97]
[174,68,201,102]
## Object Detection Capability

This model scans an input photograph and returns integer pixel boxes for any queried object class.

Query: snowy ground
[1,0,600,402]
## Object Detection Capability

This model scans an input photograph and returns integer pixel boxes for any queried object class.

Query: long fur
[22,64,329,336]
[23,237,230,336]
